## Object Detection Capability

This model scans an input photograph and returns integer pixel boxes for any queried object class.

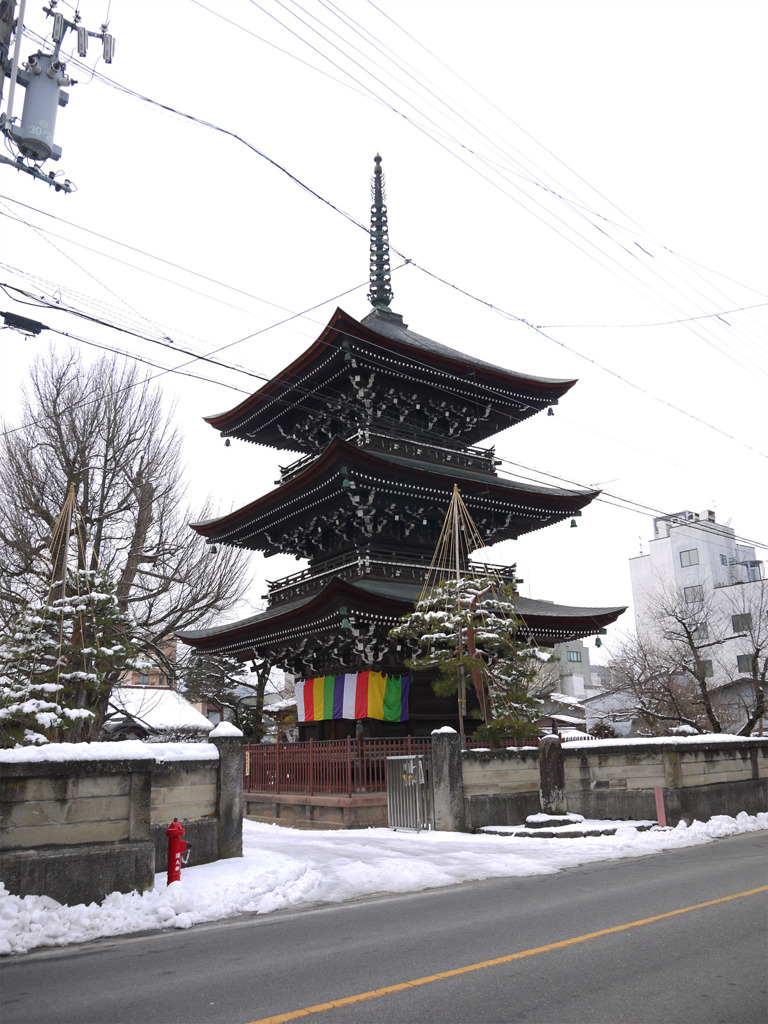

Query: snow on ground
[2,812,767,956]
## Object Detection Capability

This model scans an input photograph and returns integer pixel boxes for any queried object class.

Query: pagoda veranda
[177,157,624,740]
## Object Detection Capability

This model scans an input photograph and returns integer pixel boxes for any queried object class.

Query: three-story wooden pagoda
[177,156,624,738]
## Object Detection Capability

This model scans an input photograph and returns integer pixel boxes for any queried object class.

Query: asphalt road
[1,830,766,1024]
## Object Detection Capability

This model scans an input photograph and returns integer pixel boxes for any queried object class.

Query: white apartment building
[550,639,610,699]
[629,509,766,731]
[631,510,763,619]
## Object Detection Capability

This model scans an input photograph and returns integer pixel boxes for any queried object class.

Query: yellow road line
[247,885,768,1024]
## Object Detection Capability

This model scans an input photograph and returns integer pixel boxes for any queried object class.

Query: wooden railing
[243,735,543,798]
[244,736,433,797]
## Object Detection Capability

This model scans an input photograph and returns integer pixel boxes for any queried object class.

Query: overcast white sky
[1,0,766,656]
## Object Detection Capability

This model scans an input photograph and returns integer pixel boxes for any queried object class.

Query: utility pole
[0,0,115,192]
[0,2,15,109]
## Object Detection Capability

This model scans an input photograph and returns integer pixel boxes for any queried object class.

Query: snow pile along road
[1,812,767,956]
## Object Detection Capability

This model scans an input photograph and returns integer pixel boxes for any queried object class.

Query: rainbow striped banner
[296,671,410,723]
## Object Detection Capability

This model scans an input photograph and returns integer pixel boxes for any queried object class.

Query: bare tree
[720,581,768,735]
[179,652,281,741]
[0,348,251,665]
[609,578,768,736]
[526,651,562,701]
[609,631,706,735]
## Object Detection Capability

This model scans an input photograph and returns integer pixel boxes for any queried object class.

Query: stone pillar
[539,734,567,815]
[431,728,466,832]
[210,722,244,859]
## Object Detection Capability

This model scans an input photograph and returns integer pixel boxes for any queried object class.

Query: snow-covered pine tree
[390,577,542,742]
[0,563,138,747]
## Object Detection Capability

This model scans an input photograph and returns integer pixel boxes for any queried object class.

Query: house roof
[105,687,213,736]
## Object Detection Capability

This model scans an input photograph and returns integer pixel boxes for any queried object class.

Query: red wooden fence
[243,735,543,798]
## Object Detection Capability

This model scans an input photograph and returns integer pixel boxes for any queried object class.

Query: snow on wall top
[209,721,243,738]
[0,739,219,763]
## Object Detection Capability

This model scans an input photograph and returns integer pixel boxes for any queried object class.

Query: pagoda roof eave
[175,576,625,651]
[203,307,578,439]
[358,307,576,387]
[189,436,599,544]
[175,578,405,650]
[352,580,626,634]
[202,310,349,432]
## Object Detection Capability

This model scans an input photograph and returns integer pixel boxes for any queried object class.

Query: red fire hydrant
[166,818,187,886]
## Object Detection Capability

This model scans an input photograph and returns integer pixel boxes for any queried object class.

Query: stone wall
[243,790,388,829]
[431,732,768,831]
[0,723,243,904]
[149,756,218,872]
[564,737,767,824]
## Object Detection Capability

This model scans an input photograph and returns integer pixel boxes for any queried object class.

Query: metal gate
[386,754,433,831]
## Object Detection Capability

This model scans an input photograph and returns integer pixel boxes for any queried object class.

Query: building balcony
[277,430,500,485]
[265,550,519,605]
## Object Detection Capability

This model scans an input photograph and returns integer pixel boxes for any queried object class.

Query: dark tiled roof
[190,437,598,541]
[176,576,624,643]
[204,308,577,442]
[360,308,572,385]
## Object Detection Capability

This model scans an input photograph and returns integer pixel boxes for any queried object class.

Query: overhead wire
[0,196,172,349]
[200,2,768,379]
[538,303,768,331]
[60,9,744,382]
[21,10,766,384]
[0,274,422,439]
[253,0,767,368]
[367,0,768,307]
[4,176,766,474]
[4,273,767,561]
[5,88,762,460]
[5,4,765,551]
[4,232,766,475]
[0,194,307,323]
[3,230,765,489]
[257,0,733,349]
[26,10,766,349]
[4,291,766,559]
[5,201,762,344]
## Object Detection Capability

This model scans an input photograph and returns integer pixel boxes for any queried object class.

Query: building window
[684,585,703,603]
[138,673,149,685]
[737,655,752,674]
[732,614,753,633]
[701,659,714,678]
[692,623,709,642]
[680,549,699,567]
[719,554,728,566]
[567,651,582,662]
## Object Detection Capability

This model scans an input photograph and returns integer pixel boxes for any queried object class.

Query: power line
[17,11,767,416]
[366,0,768,308]
[538,302,768,333]
[0,195,305,321]
[238,0,767,368]
[12,67,763,459]
[4,293,765,556]
[6,6,765,519]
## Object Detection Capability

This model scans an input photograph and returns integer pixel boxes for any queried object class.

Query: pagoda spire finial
[368,154,394,312]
